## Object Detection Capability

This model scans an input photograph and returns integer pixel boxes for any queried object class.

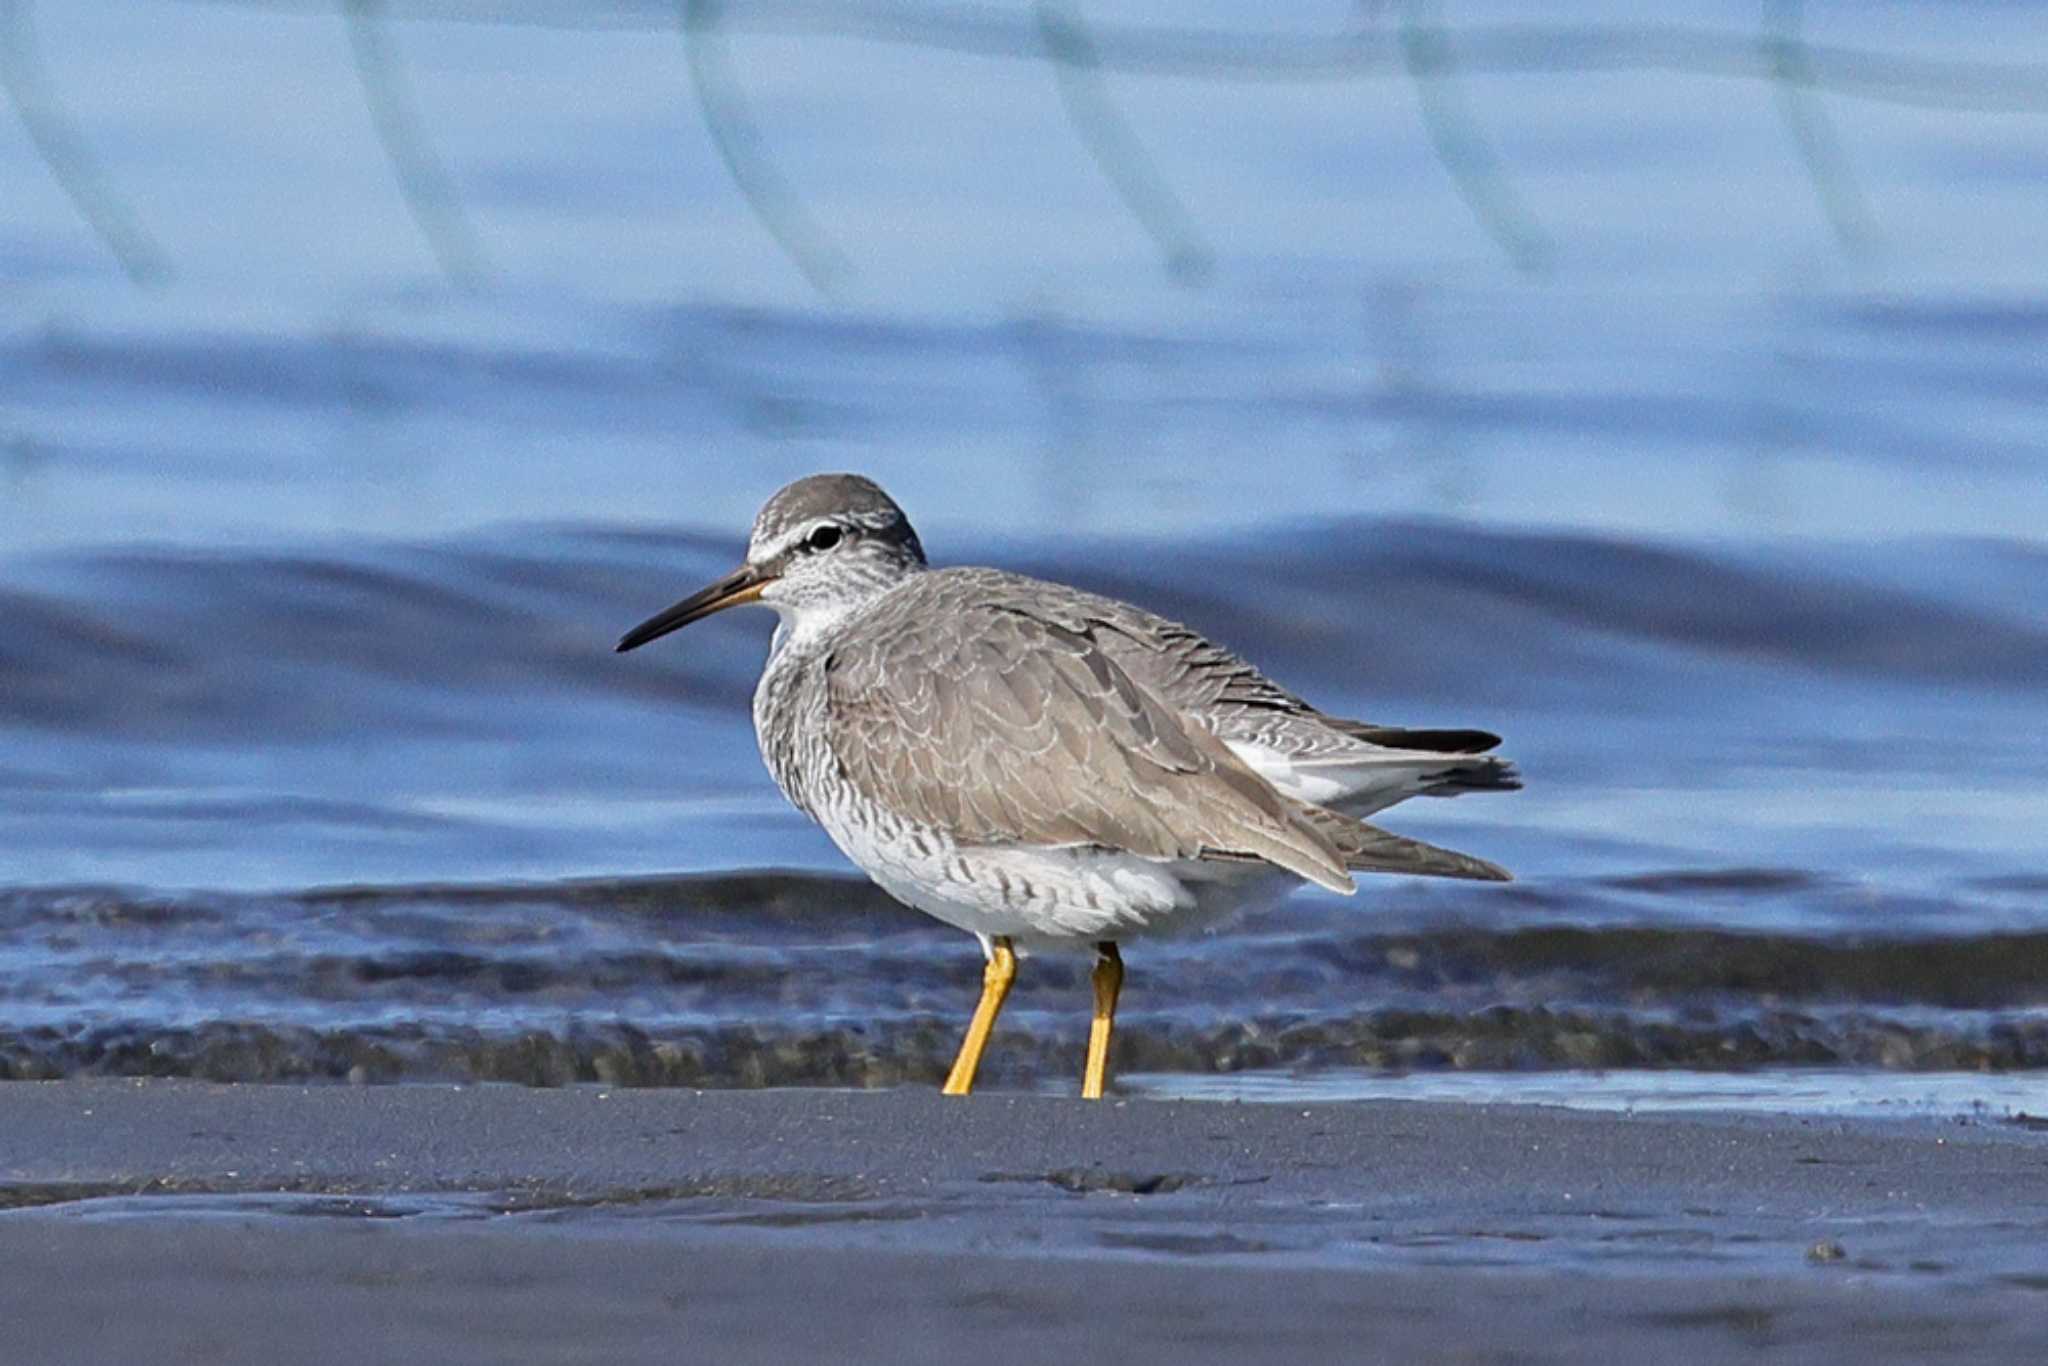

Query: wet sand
[3,1079,2046,1363]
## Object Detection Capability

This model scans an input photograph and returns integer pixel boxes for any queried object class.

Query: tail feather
[1417,755,1522,798]
[1330,722,1502,755]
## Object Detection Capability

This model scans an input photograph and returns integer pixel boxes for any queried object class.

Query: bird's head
[616,473,926,653]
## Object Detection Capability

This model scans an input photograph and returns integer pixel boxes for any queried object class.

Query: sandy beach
[3,1080,2046,1363]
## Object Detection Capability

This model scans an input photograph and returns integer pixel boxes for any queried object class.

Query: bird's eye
[805,525,844,553]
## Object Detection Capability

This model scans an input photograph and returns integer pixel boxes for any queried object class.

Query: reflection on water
[1120,1067,2048,1119]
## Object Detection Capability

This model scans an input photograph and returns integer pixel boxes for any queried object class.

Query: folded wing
[824,596,1356,894]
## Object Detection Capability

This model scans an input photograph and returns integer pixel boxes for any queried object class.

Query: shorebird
[617,474,1517,1098]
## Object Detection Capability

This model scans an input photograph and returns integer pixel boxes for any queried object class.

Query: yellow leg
[941,936,1016,1096]
[1081,942,1122,1100]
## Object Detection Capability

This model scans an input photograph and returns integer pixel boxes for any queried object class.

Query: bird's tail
[1414,754,1522,798]
[1319,721,1523,799]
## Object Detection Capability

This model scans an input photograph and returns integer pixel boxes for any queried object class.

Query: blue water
[1,0,2045,1089]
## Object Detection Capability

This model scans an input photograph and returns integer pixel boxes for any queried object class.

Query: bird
[617,473,1518,1099]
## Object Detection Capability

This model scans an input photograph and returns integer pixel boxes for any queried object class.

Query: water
[1124,1068,2048,1119]
[2,1,2046,1097]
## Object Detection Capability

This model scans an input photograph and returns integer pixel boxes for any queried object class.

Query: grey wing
[974,572,1519,807]
[823,598,1354,893]
[996,573,1493,747]
[1291,804,1512,882]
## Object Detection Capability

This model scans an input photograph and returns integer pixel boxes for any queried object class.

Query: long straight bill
[616,564,768,652]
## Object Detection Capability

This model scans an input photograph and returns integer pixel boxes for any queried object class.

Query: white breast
[815,790,1290,951]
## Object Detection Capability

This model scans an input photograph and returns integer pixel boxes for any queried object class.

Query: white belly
[816,798,1291,952]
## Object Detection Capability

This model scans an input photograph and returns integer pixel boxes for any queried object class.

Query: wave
[4,873,2045,1084]
[4,520,2043,744]
[6,1008,2043,1088]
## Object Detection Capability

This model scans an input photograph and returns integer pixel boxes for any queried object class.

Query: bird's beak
[615,563,771,652]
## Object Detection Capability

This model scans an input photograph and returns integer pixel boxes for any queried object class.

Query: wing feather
[824,594,1353,893]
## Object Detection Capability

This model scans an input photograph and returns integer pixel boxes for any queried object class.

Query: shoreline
[4,1080,2047,1362]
